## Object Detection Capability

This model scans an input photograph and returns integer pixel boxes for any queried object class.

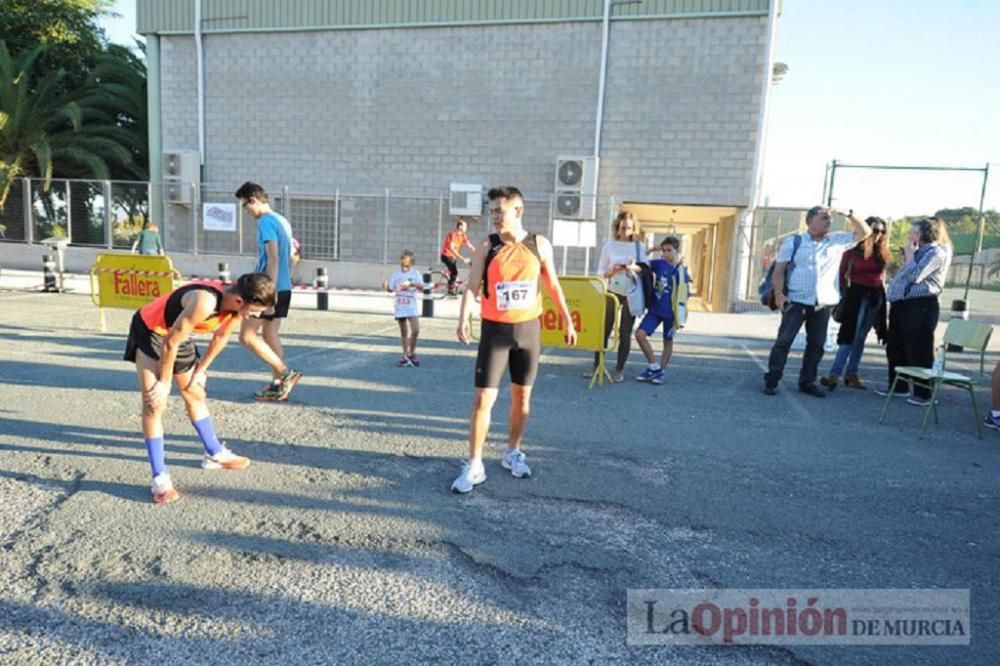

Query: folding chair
[878,320,993,439]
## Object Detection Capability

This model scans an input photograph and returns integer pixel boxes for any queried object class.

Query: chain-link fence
[0,179,661,278]
[160,184,604,274]
[0,178,150,250]
[742,207,1000,300]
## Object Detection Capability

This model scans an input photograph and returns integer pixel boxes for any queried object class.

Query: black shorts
[123,312,199,374]
[474,319,541,389]
[262,290,292,321]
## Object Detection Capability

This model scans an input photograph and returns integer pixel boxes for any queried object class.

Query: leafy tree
[88,42,147,181]
[0,40,132,210]
[0,0,112,90]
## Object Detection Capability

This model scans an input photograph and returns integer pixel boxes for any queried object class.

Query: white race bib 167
[495,280,537,311]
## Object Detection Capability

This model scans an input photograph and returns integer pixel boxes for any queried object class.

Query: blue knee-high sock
[192,416,223,456]
[145,436,166,478]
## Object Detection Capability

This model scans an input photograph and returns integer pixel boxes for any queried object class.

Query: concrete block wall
[157,15,768,275]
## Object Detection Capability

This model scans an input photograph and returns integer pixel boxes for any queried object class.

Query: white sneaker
[151,473,179,504]
[501,448,531,478]
[451,460,486,493]
[201,447,250,470]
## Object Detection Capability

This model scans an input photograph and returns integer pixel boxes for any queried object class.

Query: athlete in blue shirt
[235,182,302,401]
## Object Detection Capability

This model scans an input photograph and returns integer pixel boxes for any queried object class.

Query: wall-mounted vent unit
[449,183,483,216]
[554,155,598,219]
[163,150,200,205]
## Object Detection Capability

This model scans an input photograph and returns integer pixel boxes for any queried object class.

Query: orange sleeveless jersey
[440,230,468,258]
[139,284,231,336]
[480,240,543,324]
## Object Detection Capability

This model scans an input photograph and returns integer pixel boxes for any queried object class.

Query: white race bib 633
[394,292,419,318]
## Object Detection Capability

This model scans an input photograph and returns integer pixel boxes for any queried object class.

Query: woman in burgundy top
[821,217,891,390]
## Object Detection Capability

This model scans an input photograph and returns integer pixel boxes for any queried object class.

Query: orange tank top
[139,284,231,336]
[480,233,543,324]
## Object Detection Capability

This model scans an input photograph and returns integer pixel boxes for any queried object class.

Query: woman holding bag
[821,216,890,390]
[585,211,644,383]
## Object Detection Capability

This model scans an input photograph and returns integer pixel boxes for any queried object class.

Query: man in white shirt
[763,206,871,397]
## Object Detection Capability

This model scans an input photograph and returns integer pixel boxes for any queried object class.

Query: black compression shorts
[474,319,541,389]
[123,311,199,374]
[261,289,292,321]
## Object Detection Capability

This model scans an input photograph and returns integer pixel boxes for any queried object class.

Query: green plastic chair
[878,320,994,438]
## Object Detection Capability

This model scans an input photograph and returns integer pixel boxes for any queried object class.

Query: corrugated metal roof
[137,0,770,34]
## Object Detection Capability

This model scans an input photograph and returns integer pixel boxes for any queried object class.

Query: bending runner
[453,186,577,493]
[124,273,276,504]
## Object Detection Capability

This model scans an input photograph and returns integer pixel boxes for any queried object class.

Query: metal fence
[1,178,621,275]
[0,178,151,250]
[5,179,997,294]
[742,206,992,298]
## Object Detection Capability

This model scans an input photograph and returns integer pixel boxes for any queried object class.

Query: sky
[98,0,998,219]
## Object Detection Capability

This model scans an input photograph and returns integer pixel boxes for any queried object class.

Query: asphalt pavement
[1,273,998,664]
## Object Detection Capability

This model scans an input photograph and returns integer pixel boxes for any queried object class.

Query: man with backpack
[762,206,871,397]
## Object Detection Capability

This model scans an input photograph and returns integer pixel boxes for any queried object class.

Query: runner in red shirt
[440,218,476,296]
[123,273,276,504]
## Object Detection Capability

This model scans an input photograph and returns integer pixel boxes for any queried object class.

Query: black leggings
[593,293,635,372]
[885,296,939,399]
[441,255,459,289]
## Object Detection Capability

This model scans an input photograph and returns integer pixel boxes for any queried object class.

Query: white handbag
[625,276,645,316]
[607,242,643,297]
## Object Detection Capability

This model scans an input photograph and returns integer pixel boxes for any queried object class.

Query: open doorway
[620,203,742,312]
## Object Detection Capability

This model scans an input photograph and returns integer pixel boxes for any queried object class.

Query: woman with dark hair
[587,211,644,382]
[821,217,891,390]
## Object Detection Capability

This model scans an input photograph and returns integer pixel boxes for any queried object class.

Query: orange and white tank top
[480,233,543,324]
[139,284,230,336]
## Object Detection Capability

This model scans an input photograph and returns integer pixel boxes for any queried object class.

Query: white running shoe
[451,460,486,493]
[501,448,531,478]
[201,447,250,470]
[151,473,179,504]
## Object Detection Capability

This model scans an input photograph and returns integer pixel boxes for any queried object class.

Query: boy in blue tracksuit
[635,236,690,385]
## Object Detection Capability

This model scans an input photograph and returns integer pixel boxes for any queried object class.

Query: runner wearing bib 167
[453,186,577,493]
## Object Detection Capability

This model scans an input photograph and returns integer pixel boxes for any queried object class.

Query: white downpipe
[593,0,612,165]
[732,0,780,303]
[195,0,205,166]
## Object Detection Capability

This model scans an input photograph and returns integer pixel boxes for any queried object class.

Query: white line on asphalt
[739,341,818,425]
[284,324,398,366]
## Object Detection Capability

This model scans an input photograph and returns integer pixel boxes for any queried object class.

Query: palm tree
[0,40,132,211]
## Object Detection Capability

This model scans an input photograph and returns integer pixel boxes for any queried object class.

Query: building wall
[157,16,768,277]
[161,16,766,198]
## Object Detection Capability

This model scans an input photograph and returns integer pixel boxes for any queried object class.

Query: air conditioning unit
[554,155,598,219]
[449,183,483,216]
[555,192,598,219]
[165,180,192,205]
[163,150,200,205]
[163,150,199,182]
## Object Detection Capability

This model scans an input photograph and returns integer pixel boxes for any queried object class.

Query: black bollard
[315,267,329,310]
[218,262,231,283]
[422,271,434,318]
[42,254,57,292]
[947,299,968,352]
